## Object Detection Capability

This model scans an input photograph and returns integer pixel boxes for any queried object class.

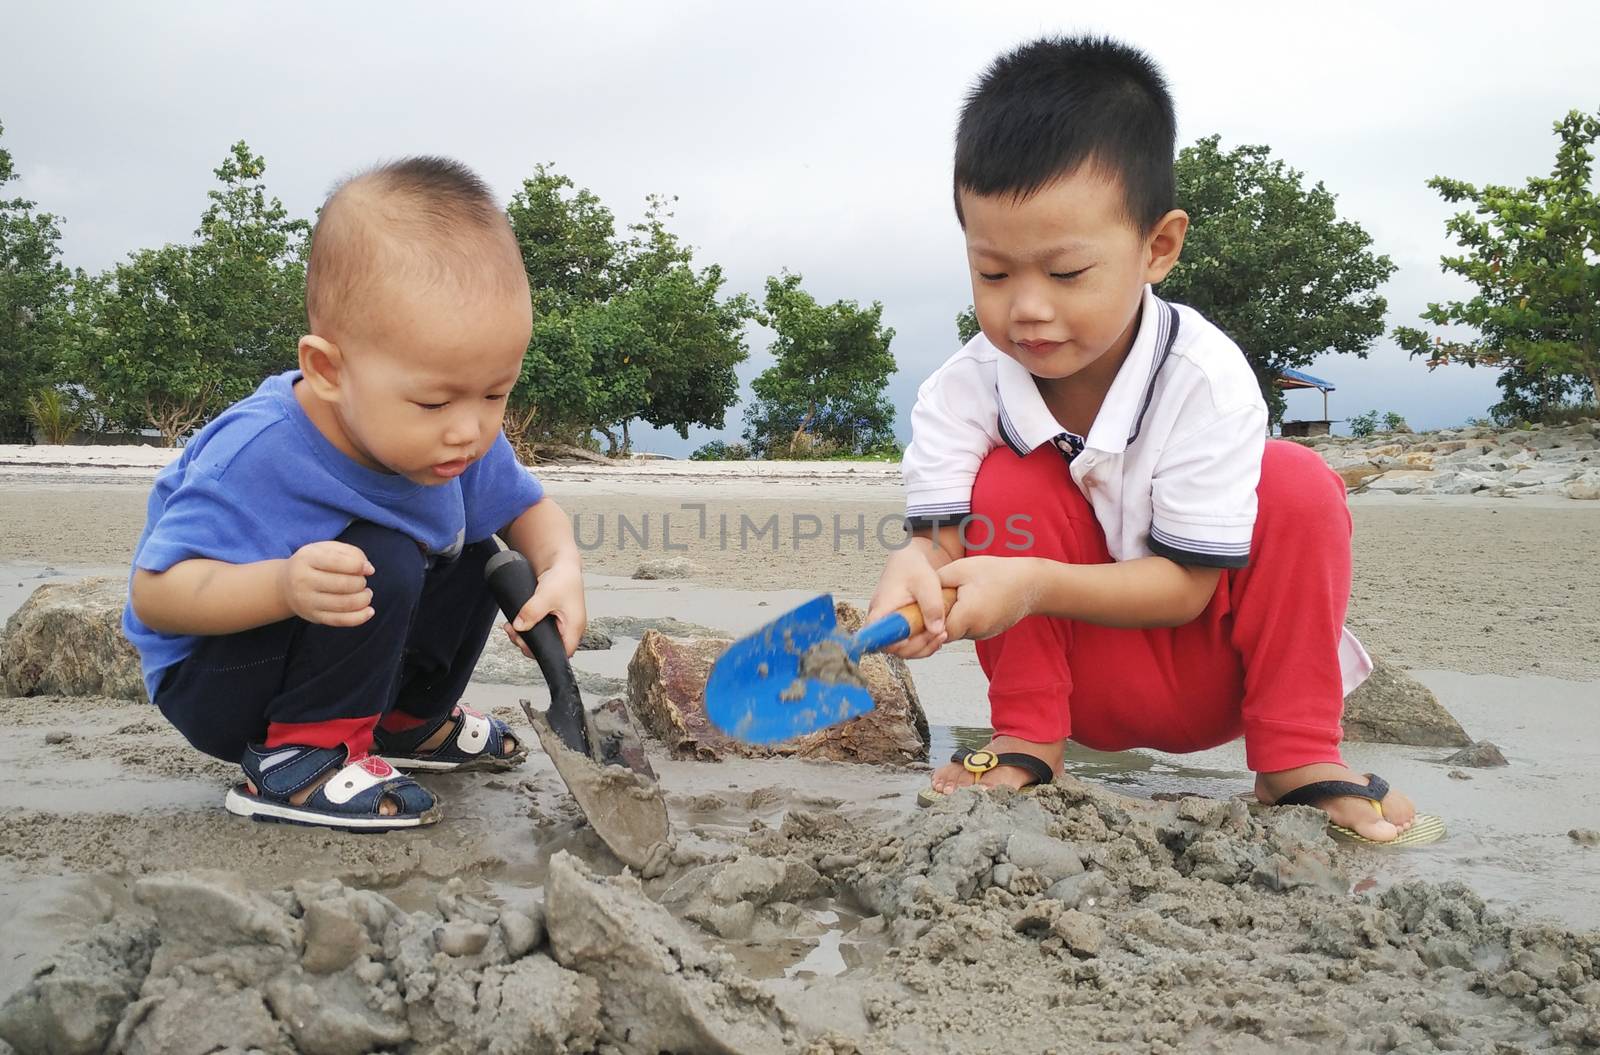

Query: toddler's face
[961,170,1177,388]
[333,280,531,486]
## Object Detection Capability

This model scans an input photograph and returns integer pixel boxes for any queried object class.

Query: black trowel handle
[483,549,590,755]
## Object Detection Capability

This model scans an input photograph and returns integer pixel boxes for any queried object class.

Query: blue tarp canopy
[1276,368,1336,392]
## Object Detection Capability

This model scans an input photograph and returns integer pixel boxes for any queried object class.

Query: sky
[4,1,1596,454]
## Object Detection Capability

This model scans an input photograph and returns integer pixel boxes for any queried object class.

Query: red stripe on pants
[968,440,1352,773]
[265,715,379,760]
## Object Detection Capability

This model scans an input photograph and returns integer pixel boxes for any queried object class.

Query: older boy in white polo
[869,35,1421,843]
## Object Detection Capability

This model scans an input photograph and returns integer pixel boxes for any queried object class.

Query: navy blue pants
[156,522,500,763]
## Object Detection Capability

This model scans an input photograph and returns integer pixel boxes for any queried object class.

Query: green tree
[743,272,897,458]
[1394,109,1600,422]
[1163,136,1396,424]
[955,304,980,344]
[76,142,308,444]
[505,172,752,455]
[0,121,76,442]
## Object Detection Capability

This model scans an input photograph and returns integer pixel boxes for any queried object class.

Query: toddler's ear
[298,335,345,399]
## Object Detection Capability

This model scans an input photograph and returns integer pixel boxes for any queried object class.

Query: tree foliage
[74,142,307,444]
[955,304,980,345]
[1394,109,1600,423]
[506,169,754,454]
[1163,136,1395,424]
[743,272,898,458]
[0,121,76,442]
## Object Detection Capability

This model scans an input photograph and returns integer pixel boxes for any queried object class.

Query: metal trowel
[483,549,671,875]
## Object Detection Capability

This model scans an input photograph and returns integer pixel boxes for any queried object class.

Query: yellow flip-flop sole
[1329,812,1447,847]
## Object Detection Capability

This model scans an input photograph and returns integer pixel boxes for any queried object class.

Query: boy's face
[961,169,1185,389]
[316,277,531,487]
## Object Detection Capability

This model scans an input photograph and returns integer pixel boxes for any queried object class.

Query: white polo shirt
[902,285,1372,692]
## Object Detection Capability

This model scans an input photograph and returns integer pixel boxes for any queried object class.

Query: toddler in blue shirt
[124,157,585,832]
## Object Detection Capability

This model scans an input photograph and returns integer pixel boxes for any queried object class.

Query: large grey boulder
[1,576,145,702]
[1342,658,1471,747]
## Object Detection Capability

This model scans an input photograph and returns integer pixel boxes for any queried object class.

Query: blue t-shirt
[123,370,545,701]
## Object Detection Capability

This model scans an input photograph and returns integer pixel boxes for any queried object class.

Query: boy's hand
[938,556,1042,640]
[279,541,375,627]
[867,546,950,659]
[504,559,588,658]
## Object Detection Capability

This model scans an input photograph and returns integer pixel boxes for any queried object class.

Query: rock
[1443,740,1509,768]
[43,730,71,745]
[544,852,793,1054]
[632,557,708,580]
[1569,829,1600,847]
[626,602,930,764]
[1565,470,1600,500]
[1365,470,1435,495]
[1448,769,1473,781]
[1052,909,1105,958]
[435,920,492,957]
[499,908,544,959]
[579,625,613,650]
[0,576,146,701]
[1342,659,1472,747]
[300,902,366,974]
[1335,465,1382,489]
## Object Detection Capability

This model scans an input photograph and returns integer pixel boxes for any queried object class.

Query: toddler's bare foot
[928,735,1065,795]
[1256,763,1416,842]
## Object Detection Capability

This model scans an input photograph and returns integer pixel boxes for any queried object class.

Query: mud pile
[5,776,1598,1053]
[0,856,794,1055]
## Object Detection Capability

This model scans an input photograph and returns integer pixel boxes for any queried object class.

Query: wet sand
[3,476,1599,1051]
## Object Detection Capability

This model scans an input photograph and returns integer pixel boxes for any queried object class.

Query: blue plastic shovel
[704,589,955,745]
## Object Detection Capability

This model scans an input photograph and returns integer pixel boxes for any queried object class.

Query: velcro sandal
[373,704,527,773]
[224,743,441,831]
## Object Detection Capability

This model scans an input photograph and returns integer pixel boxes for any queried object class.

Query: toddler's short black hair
[954,35,1176,233]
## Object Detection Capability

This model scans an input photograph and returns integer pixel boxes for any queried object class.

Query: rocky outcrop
[1304,420,1600,498]
[0,576,145,702]
[1341,659,1472,747]
[627,602,930,764]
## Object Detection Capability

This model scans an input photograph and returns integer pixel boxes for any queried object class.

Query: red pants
[968,440,1351,773]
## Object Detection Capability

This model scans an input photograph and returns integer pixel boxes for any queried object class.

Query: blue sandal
[373,704,527,773]
[224,743,441,831]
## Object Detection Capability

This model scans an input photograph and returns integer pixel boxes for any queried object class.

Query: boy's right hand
[867,545,950,660]
[280,541,376,627]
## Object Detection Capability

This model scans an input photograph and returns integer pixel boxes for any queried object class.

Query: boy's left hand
[936,556,1043,640]
[503,558,588,657]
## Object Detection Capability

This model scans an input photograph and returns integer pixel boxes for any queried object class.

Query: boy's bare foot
[1256,763,1417,843]
[928,735,1065,795]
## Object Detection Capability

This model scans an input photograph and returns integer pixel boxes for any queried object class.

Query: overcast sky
[5,1,1596,454]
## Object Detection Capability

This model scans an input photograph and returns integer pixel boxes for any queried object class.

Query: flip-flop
[1275,772,1447,847]
[916,747,1054,808]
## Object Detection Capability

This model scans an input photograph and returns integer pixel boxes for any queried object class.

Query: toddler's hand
[867,546,949,659]
[280,541,375,627]
[504,558,588,658]
[938,556,1041,640]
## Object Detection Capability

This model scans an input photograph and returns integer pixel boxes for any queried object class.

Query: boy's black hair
[954,35,1176,233]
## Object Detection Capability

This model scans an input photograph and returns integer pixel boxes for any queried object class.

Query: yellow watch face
[963,750,999,775]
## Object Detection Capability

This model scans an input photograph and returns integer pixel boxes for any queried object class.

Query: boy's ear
[1143,209,1189,285]
[297,335,345,402]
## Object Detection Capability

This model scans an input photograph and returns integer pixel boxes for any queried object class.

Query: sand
[3,472,1600,1051]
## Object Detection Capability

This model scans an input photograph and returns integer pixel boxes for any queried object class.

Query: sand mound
[4,776,1598,1053]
